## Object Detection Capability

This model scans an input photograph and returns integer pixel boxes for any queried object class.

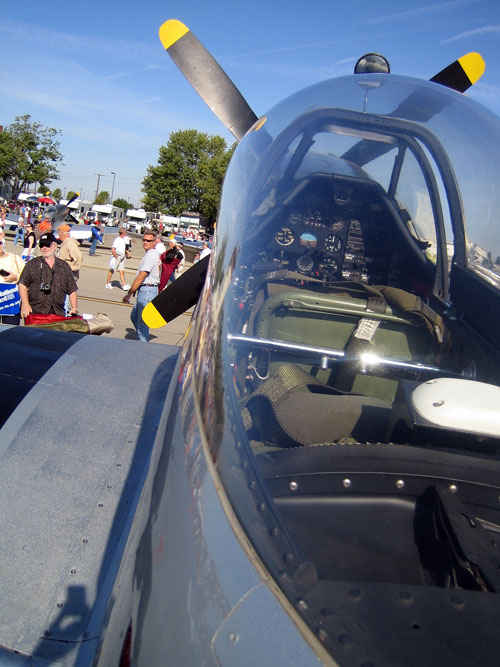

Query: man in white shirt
[105,226,130,290]
[122,231,160,342]
[197,241,211,261]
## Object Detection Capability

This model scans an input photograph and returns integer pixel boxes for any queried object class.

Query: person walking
[105,226,130,290]
[18,232,78,322]
[89,220,103,256]
[14,211,25,247]
[0,229,25,325]
[123,232,160,342]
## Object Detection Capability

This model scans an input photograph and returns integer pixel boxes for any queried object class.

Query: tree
[113,197,131,210]
[142,129,234,223]
[95,190,109,204]
[0,115,63,197]
[66,190,78,201]
[52,188,62,201]
[0,132,17,193]
[198,142,236,223]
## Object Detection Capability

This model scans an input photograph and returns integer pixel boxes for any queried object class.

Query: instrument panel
[271,209,371,283]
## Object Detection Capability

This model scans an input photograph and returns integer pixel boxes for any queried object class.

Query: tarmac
[3,233,193,347]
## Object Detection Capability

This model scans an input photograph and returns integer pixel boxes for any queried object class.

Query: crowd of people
[0,204,204,343]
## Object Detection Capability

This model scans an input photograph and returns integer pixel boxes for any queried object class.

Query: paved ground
[4,233,193,347]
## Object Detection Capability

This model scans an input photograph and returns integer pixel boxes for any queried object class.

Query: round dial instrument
[274,226,295,246]
[296,254,314,273]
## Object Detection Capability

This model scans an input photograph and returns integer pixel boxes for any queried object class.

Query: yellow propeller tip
[159,19,189,50]
[142,301,168,329]
[459,52,485,84]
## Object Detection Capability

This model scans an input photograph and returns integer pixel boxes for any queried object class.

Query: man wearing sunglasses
[123,232,160,342]
[18,232,78,321]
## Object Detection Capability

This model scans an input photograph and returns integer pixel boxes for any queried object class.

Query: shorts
[109,254,125,271]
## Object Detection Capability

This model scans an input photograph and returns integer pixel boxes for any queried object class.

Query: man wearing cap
[18,232,78,320]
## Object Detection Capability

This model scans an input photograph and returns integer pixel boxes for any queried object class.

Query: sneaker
[105,283,112,289]
[122,284,130,291]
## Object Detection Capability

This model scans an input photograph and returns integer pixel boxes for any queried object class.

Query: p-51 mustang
[1,18,500,666]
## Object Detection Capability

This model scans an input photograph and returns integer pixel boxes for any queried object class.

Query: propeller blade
[51,192,80,229]
[343,53,485,167]
[142,254,210,328]
[431,52,485,93]
[159,19,258,140]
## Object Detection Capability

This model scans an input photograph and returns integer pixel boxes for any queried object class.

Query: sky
[1,0,499,207]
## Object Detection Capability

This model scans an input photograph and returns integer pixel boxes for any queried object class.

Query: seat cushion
[273,389,392,445]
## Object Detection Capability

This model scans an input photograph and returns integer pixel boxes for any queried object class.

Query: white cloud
[335,56,357,66]
[441,24,500,44]
[0,19,158,63]
[366,0,478,25]
[228,40,339,61]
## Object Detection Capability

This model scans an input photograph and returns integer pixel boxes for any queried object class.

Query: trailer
[125,208,147,233]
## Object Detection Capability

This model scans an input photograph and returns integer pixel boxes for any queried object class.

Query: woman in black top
[22,223,36,261]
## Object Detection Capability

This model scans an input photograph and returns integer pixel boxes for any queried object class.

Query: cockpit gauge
[296,254,315,273]
[324,233,342,253]
[319,257,338,273]
[299,232,318,248]
[274,226,295,246]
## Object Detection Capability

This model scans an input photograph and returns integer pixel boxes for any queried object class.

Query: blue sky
[1,0,499,207]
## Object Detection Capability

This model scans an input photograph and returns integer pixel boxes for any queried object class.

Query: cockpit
[189,71,500,663]
[213,101,474,447]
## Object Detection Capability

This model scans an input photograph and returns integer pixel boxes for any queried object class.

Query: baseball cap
[39,232,57,248]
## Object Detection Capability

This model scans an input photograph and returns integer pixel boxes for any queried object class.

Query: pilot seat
[243,282,443,447]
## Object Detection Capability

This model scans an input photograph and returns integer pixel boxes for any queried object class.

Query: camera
[40,281,52,293]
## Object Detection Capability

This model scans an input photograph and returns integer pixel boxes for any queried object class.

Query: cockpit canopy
[197,71,500,455]
[216,73,500,297]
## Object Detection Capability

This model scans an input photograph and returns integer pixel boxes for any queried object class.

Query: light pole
[110,171,117,205]
[95,173,104,202]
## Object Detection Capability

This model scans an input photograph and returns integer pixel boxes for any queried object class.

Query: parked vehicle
[125,208,147,234]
